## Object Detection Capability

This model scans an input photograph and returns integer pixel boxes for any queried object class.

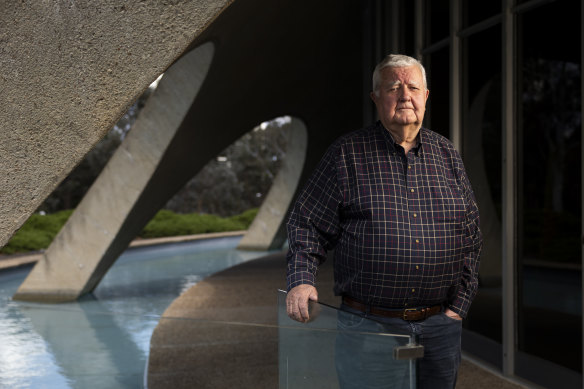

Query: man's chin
[390,117,420,127]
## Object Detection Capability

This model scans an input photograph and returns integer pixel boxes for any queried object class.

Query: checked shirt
[286,121,482,317]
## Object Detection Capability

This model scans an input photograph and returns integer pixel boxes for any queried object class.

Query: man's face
[370,65,429,131]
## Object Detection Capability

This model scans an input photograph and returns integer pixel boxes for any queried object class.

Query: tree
[165,117,290,217]
[39,88,153,213]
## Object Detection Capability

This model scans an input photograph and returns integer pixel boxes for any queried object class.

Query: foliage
[227,208,259,226]
[39,86,289,218]
[1,208,258,255]
[164,118,289,216]
[38,89,153,213]
[0,210,73,254]
[139,209,258,238]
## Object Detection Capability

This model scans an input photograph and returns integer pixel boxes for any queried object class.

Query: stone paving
[146,248,531,389]
[1,235,532,388]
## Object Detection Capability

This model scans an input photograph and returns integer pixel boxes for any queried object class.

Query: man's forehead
[381,66,423,84]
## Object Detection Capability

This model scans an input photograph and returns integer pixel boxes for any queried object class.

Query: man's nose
[398,88,411,100]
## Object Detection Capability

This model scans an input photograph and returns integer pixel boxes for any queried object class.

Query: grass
[0,210,74,255]
[0,208,258,255]
[140,208,258,238]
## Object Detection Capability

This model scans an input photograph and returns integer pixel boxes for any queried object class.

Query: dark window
[424,0,449,45]
[461,24,503,346]
[517,0,582,375]
[424,48,450,139]
[462,0,500,28]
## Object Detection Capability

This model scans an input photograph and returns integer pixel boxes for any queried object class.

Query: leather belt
[342,296,442,321]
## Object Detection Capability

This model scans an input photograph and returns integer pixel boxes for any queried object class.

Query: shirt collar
[377,121,423,155]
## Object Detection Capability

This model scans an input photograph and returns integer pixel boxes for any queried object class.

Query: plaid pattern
[286,122,482,318]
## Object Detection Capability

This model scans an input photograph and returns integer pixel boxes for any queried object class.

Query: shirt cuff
[287,271,316,291]
[448,293,471,318]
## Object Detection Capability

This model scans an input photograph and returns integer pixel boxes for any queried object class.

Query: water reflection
[0,236,271,388]
[21,300,144,388]
[0,297,71,388]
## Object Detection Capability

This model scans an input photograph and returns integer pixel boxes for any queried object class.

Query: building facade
[362,0,583,387]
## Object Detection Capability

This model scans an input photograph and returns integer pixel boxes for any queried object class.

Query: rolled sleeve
[448,170,482,318]
[286,145,342,291]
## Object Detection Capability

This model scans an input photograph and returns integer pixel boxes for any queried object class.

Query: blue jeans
[335,304,462,389]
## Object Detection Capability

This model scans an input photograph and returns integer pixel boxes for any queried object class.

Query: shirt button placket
[407,153,421,302]
[407,156,418,222]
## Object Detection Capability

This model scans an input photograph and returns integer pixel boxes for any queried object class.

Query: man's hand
[444,308,462,321]
[286,284,318,323]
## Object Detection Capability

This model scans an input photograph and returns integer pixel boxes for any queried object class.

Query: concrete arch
[237,117,307,251]
[13,0,364,302]
[0,1,233,248]
[14,43,216,301]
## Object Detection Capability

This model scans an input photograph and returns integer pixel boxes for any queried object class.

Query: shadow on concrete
[147,252,526,389]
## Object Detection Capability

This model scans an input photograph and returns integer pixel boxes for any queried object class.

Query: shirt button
[410,188,415,192]
[416,265,420,270]
[411,289,416,293]
[408,165,412,169]
[413,213,417,218]
[415,239,420,243]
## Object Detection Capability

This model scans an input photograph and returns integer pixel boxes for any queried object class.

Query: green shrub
[1,210,73,254]
[140,208,258,239]
[227,208,259,227]
[1,208,259,255]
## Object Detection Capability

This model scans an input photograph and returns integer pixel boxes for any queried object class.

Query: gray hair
[372,54,427,95]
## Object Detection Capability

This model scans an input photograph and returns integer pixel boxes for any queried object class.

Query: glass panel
[402,0,416,55]
[517,0,582,376]
[424,0,449,44]
[424,47,450,139]
[0,236,423,388]
[461,25,503,349]
[462,0,500,28]
[0,237,274,388]
[277,291,421,389]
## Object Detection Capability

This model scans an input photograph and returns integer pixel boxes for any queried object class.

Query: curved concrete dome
[15,42,216,301]
[10,0,364,301]
[0,0,233,247]
[237,117,307,251]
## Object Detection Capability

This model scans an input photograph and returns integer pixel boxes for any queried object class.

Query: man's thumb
[309,288,318,302]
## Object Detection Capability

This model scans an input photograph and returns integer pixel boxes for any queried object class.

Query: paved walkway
[147,249,532,389]
[1,235,533,388]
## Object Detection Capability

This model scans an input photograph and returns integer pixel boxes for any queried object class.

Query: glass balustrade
[277,290,422,389]
[0,237,423,388]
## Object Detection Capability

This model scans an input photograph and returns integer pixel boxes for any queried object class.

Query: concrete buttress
[10,0,364,301]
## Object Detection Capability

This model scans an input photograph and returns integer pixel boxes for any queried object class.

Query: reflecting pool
[0,236,271,389]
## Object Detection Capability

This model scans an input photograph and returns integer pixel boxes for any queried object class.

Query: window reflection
[462,0,500,28]
[424,48,450,139]
[461,26,503,346]
[518,0,582,373]
[424,0,449,44]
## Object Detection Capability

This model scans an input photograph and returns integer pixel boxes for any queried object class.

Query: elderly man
[285,54,482,388]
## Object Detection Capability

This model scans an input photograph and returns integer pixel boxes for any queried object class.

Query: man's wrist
[287,274,316,291]
[446,303,466,319]
[444,308,463,320]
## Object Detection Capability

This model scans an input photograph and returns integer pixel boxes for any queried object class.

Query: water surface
[0,236,271,388]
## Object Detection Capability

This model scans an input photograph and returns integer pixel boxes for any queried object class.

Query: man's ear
[370,91,377,103]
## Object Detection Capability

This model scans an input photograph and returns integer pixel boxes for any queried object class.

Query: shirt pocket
[428,185,466,223]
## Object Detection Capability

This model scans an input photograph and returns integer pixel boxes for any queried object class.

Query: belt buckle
[403,308,417,320]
